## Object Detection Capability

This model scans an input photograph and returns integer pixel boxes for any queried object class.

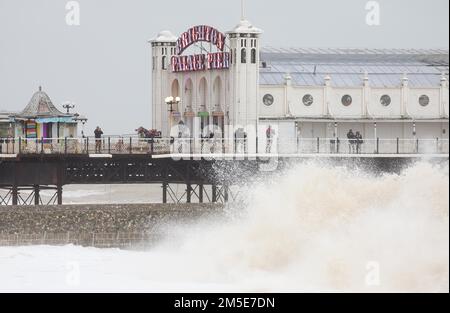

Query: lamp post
[165,96,181,135]
[62,102,76,114]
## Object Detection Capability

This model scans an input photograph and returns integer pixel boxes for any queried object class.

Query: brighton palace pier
[151,18,449,153]
[0,16,449,206]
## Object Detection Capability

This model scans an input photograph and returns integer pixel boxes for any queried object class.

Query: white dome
[229,19,262,34]
[150,30,177,42]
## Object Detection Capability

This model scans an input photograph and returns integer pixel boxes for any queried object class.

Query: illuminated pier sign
[207,52,230,70]
[172,52,230,72]
[172,54,206,72]
[176,25,226,55]
[172,25,230,73]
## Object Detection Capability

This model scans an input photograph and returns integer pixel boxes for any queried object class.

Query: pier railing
[0,136,449,156]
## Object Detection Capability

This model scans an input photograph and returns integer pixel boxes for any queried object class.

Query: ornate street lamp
[165,96,181,114]
[165,96,181,135]
[62,102,76,114]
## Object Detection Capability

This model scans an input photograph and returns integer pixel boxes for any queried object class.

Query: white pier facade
[150,18,449,146]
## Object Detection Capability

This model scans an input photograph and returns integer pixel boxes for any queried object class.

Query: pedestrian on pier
[355,131,364,154]
[347,129,356,154]
[209,131,216,153]
[234,128,247,154]
[94,126,103,154]
[266,125,276,153]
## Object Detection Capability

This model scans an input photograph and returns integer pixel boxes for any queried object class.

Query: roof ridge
[261,47,449,54]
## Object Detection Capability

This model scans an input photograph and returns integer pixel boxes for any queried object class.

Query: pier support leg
[212,185,217,203]
[57,184,63,205]
[162,183,168,204]
[199,184,204,203]
[186,184,192,203]
[12,186,18,206]
[56,162,64,205]
[34,185,40,206]
[224,186,229,203]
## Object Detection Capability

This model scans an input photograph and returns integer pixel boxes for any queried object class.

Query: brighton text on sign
[176,25,226,55]
[171,25,230,73]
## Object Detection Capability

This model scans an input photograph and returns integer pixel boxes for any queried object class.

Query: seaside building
[150,17,449,142]
[0,87,87,139]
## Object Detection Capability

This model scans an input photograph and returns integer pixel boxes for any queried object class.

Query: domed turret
[229,19,262,35]
[150,30,177,43]
[227,12,263,129]
[150,30,178,136]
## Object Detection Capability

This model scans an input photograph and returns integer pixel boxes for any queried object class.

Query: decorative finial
[39,86,42,92]
[402,73,409,87]
[441,73,448,87]
[241,0,245,20]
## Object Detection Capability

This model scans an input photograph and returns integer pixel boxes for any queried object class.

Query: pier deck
[1,137,448,206]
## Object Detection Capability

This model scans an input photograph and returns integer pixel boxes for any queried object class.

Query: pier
[0,136,448,206]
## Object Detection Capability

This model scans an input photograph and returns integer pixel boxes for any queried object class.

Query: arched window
[162,56,167,70]
[241,48,247,64]
[184,79,193,109]
[251,49,257,64]
[213,76,222,112]
[199,78,208,110]
[171,79,180,112]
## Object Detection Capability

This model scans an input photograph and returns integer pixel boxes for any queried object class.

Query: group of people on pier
[330,129,364,154]
[346,129,364,154]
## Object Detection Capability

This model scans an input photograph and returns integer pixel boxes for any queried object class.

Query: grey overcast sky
[0,0,448,135]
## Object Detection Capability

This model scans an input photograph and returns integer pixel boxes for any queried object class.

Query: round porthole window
[341,95,353,107]
[419,95,430,107]
[380,95,391,107]
[263,94,274,106]
[302,94,314,106]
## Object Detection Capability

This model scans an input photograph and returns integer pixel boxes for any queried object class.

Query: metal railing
[0,137,449,156]
[273,138,450,155]
[0,137,171,155]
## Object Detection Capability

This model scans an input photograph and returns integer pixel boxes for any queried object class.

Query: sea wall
[0,204,224,248]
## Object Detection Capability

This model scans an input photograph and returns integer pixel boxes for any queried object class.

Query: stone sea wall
[0,204,224,248]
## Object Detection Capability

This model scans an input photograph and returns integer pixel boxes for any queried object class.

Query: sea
[0,161,448,292]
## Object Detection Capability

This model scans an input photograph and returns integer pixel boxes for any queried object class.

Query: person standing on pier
[94,126,104,154]
[347,129,356,154]
[209,130,216,153]
[234,128,247,154]
[355,131,364,154]
[266,125,276,153]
